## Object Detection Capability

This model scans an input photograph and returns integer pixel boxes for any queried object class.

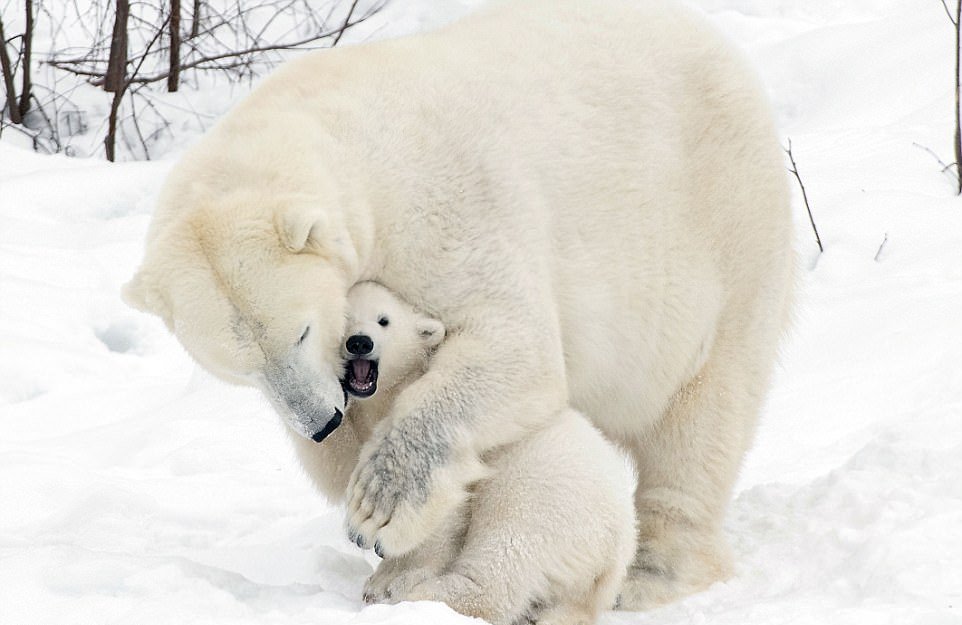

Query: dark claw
[355,533,366,549]
[374,541,384,558]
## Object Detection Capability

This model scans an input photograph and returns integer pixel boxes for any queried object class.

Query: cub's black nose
[346,334,374,355]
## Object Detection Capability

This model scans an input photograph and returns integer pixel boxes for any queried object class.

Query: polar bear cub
[343,281,636,625]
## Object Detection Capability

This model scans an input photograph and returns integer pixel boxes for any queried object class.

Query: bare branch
[874,233,888,262]
[128,94,151,159]
[785,138,824,254]
[934,0,962,192]
[125,12,377,85]
[26,0,387,159]
[913,142,962,185]
[107,3,169,160]
[46,61,109,82]
[49,7,379,89]
[131,85,174,141]
[0,13,22,124]
[0,115,41,145]
[333,0,360,47]
[942,0,959,25]
[28,91,61,152]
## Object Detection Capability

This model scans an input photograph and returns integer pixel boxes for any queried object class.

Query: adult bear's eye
[378,316,389,327]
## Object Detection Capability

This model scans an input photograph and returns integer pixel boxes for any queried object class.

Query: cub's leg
[402,412,635,625]
[363,501,468,604]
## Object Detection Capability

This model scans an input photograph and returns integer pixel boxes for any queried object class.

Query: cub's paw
[365,566,439,604]
[400,572,491,621]
[400,572,475,604]
[363,557,406,604]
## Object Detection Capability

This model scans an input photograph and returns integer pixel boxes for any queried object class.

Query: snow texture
[1,0,961,623]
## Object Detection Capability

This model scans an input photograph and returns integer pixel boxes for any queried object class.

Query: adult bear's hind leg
[617,331,779,610]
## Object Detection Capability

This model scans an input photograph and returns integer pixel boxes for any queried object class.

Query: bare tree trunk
[190,0,201,38]
[105,86,123,161]
[105,7,169,161]
[168,0,181,91]
[105,0,130,93]
[954,0,961,194]
[105,0,129,159]
[18,0,33,118]
[0,15,21,124]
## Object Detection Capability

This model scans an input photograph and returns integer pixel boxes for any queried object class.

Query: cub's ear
[417,318,445,347]
[122,270,173,329]
[276,206,358,275]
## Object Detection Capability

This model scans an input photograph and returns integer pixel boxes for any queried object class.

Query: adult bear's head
[123,186,363,443]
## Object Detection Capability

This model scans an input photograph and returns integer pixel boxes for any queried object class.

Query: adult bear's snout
[263,359,346,442]
[311,408,343,443]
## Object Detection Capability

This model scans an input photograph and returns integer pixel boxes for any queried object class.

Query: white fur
[342,283,637,625]
[124,0,794,610]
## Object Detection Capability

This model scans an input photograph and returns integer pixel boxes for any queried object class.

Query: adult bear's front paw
[345,429,485,557]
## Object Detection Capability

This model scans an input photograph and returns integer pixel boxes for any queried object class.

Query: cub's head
[342,282,445,401]
[123,188,361,443]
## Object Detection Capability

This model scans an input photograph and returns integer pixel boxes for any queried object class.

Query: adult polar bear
[124,0,793,609]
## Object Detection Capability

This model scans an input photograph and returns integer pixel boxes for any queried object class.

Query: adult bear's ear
[122,270,173,330]
[277,205,328,253]
[417,318,445,347]
[277,205,358,276]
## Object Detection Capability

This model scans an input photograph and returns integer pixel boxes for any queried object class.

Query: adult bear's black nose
[346,334,374,355]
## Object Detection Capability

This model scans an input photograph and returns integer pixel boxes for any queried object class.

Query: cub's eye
[297,326,310,345]
[378,316,389,327]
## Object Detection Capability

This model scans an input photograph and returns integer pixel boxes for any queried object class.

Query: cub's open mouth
[344,358,378,398]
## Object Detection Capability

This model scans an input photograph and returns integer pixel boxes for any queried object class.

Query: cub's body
[324,283,636,625]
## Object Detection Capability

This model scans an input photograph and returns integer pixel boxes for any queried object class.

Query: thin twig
[48,11,376,88]
[0,115,41,143]
[27,92,60,152]
[107,7,169,161]
[128,92,150,159]
[945,0,962,193]
[785,138,824,254]
[942,0,958,25]
[332,0,360,46]
[874,233,888,262]
[912,141,961,184]
[0,13,23,124]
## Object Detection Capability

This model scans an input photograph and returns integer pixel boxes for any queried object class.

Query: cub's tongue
[352,359,371,381]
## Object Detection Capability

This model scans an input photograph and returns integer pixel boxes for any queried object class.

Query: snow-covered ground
[2,1,961,623]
